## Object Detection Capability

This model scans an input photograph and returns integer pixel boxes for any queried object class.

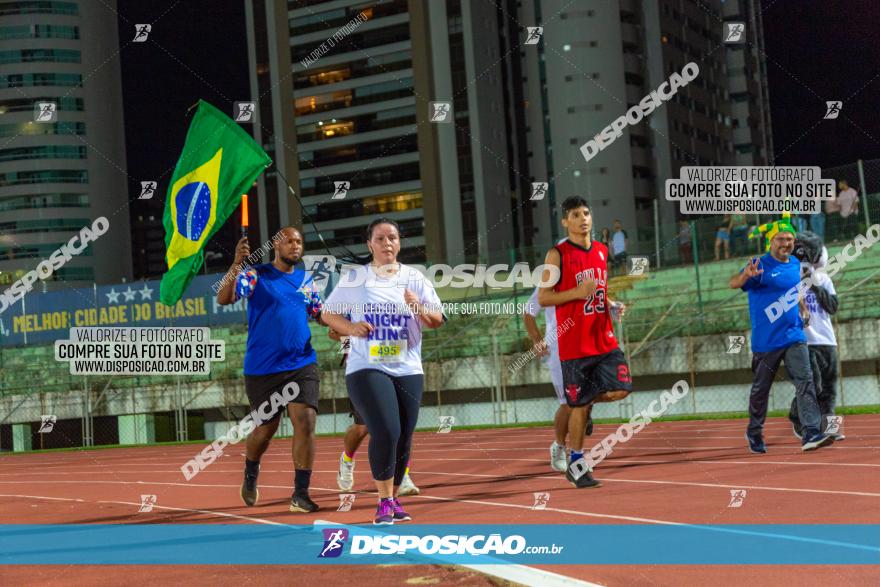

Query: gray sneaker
[801,432,834,452]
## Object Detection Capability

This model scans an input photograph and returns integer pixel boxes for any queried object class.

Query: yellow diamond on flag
[166,148,222,270]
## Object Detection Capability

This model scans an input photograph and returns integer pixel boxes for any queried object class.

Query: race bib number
[369,340,407,363]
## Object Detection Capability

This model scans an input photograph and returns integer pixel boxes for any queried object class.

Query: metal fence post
[834,316,845,407]
[688,333,697,415]
[654,198,661,269]
[857,159,872,228]
[690,220,705,324]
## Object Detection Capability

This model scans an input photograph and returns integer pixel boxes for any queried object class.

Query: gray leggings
[346,369,423,484]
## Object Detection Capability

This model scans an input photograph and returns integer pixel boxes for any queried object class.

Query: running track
[1,415,879,586]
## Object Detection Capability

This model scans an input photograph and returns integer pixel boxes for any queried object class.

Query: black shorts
[561,348,632,407]
[244,362,320,423]
[349,400,366,426]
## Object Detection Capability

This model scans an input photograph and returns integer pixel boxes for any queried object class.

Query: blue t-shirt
[741,253,806,352]
[238,263,322,375]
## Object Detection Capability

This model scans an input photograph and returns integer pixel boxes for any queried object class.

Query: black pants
[789,345,838,430]
[346,369,423,484]
[749,343,822,437]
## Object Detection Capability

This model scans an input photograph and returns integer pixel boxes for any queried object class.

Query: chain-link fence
[2,161,879,452]
[2,273,877,451]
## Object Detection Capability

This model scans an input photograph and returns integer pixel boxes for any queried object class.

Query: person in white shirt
[610,219,628,274]
[322,218,444,525]
[522,286,571,472]
[788,232,844,440]
[836,180,860,239]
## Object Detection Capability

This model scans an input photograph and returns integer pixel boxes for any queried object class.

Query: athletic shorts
[349,400,366,426]
[716,229,729,241]
[244,362,320,423]
[561,348,632,407]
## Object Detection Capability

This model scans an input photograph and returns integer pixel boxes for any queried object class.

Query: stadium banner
[1,524,878,565]
[0,273,246,347]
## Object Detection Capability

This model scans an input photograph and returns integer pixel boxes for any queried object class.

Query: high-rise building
[245,0,525,265]
[248,1,773,265]
[0,0,131,289]
[518,0,772,257]
[722,0,773,166]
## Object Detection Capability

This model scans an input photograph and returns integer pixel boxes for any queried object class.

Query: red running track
[1,414,879,586]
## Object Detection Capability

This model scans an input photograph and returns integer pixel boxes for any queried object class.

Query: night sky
[112,0,880,272]
[761,0,880,167]
[117,0,249,193]
[116,0,250,276]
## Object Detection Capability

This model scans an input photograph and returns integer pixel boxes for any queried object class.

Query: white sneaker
[337,453,355,491]
[397,472,420,496]
[550,442,567,472]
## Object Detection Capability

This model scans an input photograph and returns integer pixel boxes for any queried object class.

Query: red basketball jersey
[554,239,618,360]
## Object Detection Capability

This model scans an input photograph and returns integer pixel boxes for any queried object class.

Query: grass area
[2,405,877,455]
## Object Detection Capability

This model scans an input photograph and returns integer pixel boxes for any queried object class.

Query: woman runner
[322,218,444,524]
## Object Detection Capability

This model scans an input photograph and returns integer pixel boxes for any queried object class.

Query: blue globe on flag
[175,181,212,241]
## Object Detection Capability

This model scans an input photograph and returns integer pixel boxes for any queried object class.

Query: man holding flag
[159,101,322,511]
[217,227,325,513]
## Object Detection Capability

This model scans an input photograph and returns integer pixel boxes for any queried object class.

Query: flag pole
[240,193,249,240]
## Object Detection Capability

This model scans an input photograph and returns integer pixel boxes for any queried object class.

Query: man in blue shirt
[217,227,325,512]
[729,217,832,453]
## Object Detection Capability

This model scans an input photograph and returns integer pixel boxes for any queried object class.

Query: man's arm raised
[729,257,763,289]
[217,237,250,305]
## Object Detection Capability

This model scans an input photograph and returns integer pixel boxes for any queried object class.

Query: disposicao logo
[319,528,349,558]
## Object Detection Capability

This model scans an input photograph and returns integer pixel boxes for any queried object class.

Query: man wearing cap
[728,213,834,453]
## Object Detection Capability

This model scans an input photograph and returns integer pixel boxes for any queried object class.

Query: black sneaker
[745,431,767,454]
[290,493,320,513]
[565,461,601,488]
[240,473,258,507]
[788,416,803,440]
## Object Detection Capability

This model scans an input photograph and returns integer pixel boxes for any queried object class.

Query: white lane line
[7,442,878,471]
[0,493,285,525]
[412,470,880,498]
[6,465,880,500]
[592,458,880,468]
[462,564,603,587]
[7,454,880,478]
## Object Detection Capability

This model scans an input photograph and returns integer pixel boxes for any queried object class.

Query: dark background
[761,0,880,166]
[117,0,250,276]
[115,0,880,176]
[113,0,880,278]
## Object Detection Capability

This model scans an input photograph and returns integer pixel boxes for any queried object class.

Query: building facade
[519,0,772,257]
[247,0,773,265]
[246,0,525,265]
[0,0,131,289]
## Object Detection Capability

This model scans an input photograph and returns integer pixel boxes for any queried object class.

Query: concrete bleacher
[1,242,878,399]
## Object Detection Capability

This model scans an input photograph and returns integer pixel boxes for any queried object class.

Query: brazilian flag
[159,100,271,305]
